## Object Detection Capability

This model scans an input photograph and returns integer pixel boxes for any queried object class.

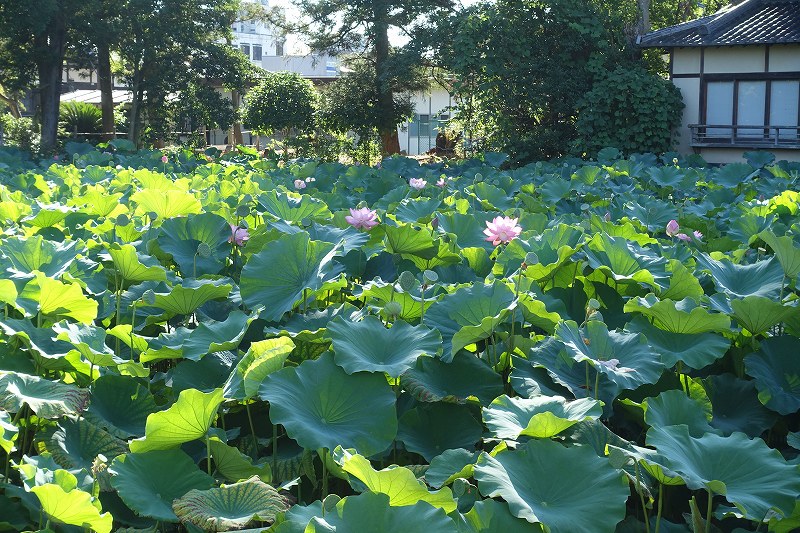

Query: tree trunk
[128,68,143,145]
[36,11,67,154]
[373,0,400,155]
[638,0,651,35]
[97,42,116,140]
[230,90,244,145]
[0,93,21,119]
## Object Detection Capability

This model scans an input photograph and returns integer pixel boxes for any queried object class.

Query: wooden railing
[689,124,800,149]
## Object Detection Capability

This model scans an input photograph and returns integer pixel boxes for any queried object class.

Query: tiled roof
[639,0,800,47]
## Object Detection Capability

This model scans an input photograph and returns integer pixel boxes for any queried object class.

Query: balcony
[689,124,800,149]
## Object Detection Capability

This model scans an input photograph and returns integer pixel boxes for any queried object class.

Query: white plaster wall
[673,48,702,75]
[399,87,454,155]
[672,77,701,153]
[769,45,800,72]
[704,46,766,73]
[699,148,800,163]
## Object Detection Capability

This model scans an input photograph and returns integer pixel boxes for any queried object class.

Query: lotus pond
[0,145,799,533]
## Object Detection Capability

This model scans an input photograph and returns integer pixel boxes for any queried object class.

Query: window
[275,41,284,57]
[240,44,250,58]
[252,45,262,61]
[703,78,800,143]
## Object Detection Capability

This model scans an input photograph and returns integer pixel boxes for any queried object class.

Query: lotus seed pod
[384,301,402,317]
[197,242,212,258]
[116,214,129,226]
[524,252,539,265]
[397,271,416,292]
[588,298,601,310]
[423,270,438,284]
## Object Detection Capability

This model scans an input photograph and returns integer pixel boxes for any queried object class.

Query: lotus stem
[655,484,663,533]
[206,434,212,476]
[634,461,651,533]
[272,422,278,479]
[321,447,328,499]
[705,490,713,533]
[594,368,600,401]
[245,402,258,458]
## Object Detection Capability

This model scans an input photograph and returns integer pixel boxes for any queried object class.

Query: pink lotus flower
[675,233,691,242]
[484,216,522,246]
[294,179,307,189]
[693,230,703,240]
[666,220,679,237]
[345,207,379,230]
[161,155,168,164]
[436,177,447,188]
[228,224,249,246]
[409,178,427,190]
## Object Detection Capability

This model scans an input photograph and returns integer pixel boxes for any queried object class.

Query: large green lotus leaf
[711,162,757,188]
[130,188,202,219]
[556,320,664,392]
[181,310,259,361]
[157,213,232,277]
[646,425,800,519]
[129,388,223,453]
[383,224,438,257]
[258,190,331,223]
[52,321,118,367]
[227,337,295,400]
[460,499,544,533]
[473,439,628,533]
[85,375,157,438]
[19,273,98,324]
[401,351,504,405]
[392,197,442,223]
[605,443,684,486]
[759,230,800,278]
[482,395,601,440]
[695,254,784,299]
[655,259,705,300]
[495,224,584,280]
[583,233,667,286]
[260,353,397,457]
[0,410,18,455]
[768,501,800,533]
[47,417,127,472]
[146,278,233,317]
[306,492,458,533]
[397,403,483,461]
[104,243,166,282]
[508,357,572,399]
[354,280,432,321]
[0,372,89,418]
[333,448,457,512]
[470,182,515,210]
[0,235,79,277]
[625,318,730,369]
[435,212,494,249]
[730,296,800,336]
[425,448,480,488]
[109,449,214,522]
[623,294,730,334]
[637,390,714,437]
[241,232,344,321]
[208,437,272,483]
[173,476,289,532]
[744,336,800,415]
[425,281,516,361]
[22,202,74,228]
[0,317,73,361]
[328,315,441,377]
[31,484,113,533]
[705,374,777,437]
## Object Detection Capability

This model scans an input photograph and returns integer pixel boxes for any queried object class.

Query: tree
[291,0,452,154]
[243,71,318,152]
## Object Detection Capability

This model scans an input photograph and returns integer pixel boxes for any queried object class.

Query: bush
[574,65,685,157]
[59,102,102,139]
[243,72,318,136]
[0,113,40,153]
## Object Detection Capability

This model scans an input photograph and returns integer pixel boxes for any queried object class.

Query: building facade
[640,0,800,163]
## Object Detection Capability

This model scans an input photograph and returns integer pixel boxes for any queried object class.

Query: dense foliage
[0,144,799,532]
[243,72,318,137]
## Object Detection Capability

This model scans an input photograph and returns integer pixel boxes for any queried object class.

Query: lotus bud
[397,271,416,292]
[384,301,402,318]
[588,298,601,311]
[524,252,539,266]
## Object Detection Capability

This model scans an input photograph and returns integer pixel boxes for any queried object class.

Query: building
[639,0,800,163]
[399,83,454,156]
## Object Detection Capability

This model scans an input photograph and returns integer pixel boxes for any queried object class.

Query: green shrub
[574,65,685,157]
[0,113,40,153]
[59,101,102,138]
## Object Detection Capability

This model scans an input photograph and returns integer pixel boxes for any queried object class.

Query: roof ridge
[698,0,762,36]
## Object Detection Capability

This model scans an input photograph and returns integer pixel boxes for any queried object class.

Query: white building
[231,0,284,63]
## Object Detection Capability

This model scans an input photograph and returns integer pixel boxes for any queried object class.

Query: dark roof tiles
[639,0,800,47]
